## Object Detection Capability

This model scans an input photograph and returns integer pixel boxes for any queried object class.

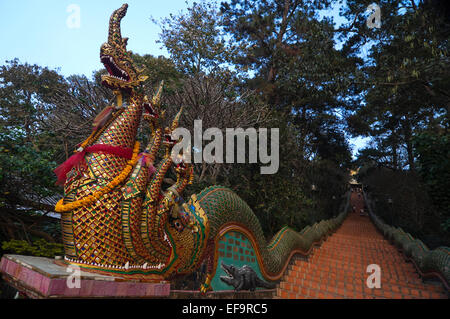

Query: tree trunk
[392,135,398,170]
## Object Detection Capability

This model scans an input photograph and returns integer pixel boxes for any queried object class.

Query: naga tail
[256,277,276,289]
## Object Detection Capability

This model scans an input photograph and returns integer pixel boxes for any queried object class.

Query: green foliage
[153,1,234,75]
[359,166,449,248]
[346,0,449,171]
[0,127,58,206]
[0,60,110,244]
[130,54,183,93]
[152,0,354,237]
[0,60,66,203]
[2,239,64,258]
[347,1,449,247]
[413,129,450,233]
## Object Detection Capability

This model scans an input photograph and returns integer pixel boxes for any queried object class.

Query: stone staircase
[275,192,448,299]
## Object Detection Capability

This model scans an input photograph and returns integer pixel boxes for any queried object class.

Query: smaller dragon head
[143,81,165,130]
[162,193,209,277]
[163,107,183,151]
[172,148,194,186]
[100,4,147,91]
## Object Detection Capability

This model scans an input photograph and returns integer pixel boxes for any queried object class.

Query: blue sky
[0,0,190,76]
[0,0,368,156]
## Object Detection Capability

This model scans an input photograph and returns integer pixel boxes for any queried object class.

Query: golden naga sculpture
[55,4,354,293]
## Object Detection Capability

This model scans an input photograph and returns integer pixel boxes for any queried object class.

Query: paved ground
[275,192,448,299]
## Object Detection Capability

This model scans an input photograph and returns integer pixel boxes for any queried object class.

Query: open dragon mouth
[143,102,158,118]
[164,133,178,146]
[101,55,130,82]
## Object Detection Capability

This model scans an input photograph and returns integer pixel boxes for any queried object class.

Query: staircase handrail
[363,190,449,291]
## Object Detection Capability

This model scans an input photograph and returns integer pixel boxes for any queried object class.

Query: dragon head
[100,4,147,91]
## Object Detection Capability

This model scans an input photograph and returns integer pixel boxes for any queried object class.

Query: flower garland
[54,144,134,185]
[55,141,140,213]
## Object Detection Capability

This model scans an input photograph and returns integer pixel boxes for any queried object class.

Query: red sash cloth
[54,144,133,185]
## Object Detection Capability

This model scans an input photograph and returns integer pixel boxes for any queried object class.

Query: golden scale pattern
[64,102,142,267]
[121,160,160,264]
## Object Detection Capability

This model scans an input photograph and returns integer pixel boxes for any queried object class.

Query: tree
[0,59,66,146]
[0,60,67,244]
[166,72,272,182]
[153,2,272,182]
[153,1,235,75]
[413,127,450,237]
[344,0,449,172]
[343,0,449,246]
[220,0,357,161]
[129,53,182,94]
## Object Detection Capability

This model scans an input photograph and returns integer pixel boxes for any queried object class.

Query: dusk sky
[0,0,368,155]
[0,0,192,76]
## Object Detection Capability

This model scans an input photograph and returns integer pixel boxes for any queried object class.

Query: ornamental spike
[188,166,194,185]
[108,4,128,46]
[152,80,164,106]
[170,107,184,131]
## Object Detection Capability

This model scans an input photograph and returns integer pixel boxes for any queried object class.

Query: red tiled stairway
[275,192,448,299]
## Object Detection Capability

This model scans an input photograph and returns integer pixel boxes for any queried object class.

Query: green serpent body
[186,186,350,287]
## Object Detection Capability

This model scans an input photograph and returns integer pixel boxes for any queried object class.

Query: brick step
[277,286,346,299]
[283,272,441,296]
[326,238,389,246]
[295,255,416,272]
[320,244,397,253]
[317,250,400,260]
[320,238,399,247]
[300,255,416,272]
[304,253,409,267]
[318,243,400,254]
[387,282,447,298]
[307,249,406,260]
[291,266,421,284]
[312,245,401,257]
[329,228,383,232]
[283,268,434,293]
[276,283,443,299]
[288,265,422,283]
[288,266,421,285]
[305,257,409,270]
[326,234,385,239]
[277,284,348,299]
[288,264,423,284]
[275,194,449,299]
[292,257,416,273]
[313,245,400,254]
[331,234,383,238]
[279,280,347,298]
